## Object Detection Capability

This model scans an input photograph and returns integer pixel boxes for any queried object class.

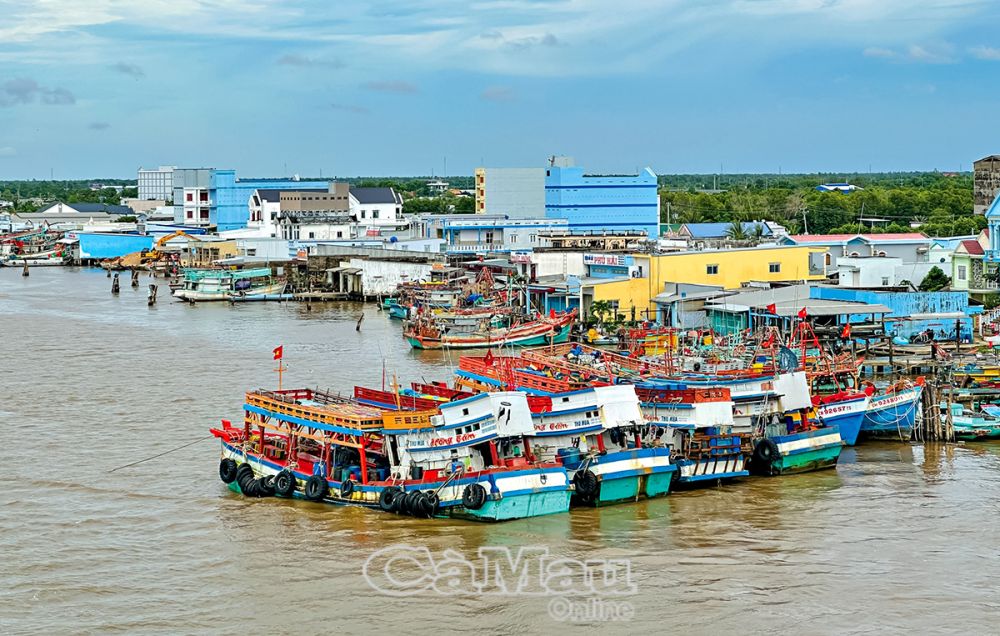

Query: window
[373,210,380,219]
[462,408,469,416]
[958,265,967,280]
[706,264,719,275]
[361,211,366,218]
[769,263,781,273]
[308,231,315,239]
[336,231,343,238]
[186,193,193,202]
[881,277,890,285]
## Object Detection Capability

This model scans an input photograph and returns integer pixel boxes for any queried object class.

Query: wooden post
[21,260,28,277]
[148,284,158,306]
[131,269,139,288]
[111,273,120,295]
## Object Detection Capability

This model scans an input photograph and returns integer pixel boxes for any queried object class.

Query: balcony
[446,243,508,254]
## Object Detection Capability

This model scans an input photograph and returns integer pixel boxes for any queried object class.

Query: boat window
[462,408,469,416]
[562,397,570,403]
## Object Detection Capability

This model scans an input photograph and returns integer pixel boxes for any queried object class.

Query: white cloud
[970,45,1000,61]
[862,42,956,64]
[863,47,898,58]
[0,146,16,156]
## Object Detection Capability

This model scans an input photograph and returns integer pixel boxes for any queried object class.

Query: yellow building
[587,245,827,317]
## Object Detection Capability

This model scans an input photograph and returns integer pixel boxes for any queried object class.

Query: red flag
[762,333,775,348]
[273,345,283,360]
[484,349,494,366]
[797,307,808,319]
[765,303,777,315]
[549,308,556,319]
[841,324,851,339]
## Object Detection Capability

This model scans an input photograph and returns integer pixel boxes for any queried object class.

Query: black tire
[256,475,276,497]
[304,475,329,501]
[423,491,440,513]
[340,479,355,497]
[403,490,421,515]
[274,470,297,497]
[573,470,599,496]
[219,458,238,484]
[392,489,411,514]
[411,492,430,518]
[670,466,681,487]
[751,438,780,476]
[379,487,401,512]
[236,463,258,497]
[461,483,487,510]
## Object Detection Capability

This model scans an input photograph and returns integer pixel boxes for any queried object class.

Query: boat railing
[246,390,384,430]
[382,409,439,431]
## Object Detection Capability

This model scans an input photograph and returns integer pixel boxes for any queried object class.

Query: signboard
[511,251,532,264]
[584,253,632,267]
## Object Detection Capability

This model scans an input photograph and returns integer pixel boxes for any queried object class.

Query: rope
[108,435,214,472]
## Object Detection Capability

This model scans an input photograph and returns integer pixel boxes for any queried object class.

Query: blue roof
[681,222,773,239]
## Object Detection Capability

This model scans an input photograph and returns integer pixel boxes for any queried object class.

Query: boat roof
[183,267,273,280]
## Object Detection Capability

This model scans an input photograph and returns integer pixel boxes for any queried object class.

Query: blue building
[985,195,1000,262]
[210,170,327,231]
[544,161,659,237]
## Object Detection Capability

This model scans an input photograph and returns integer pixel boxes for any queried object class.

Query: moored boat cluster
[212,333,928,522]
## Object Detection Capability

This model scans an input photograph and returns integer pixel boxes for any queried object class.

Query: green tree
[725,221,748,241]
[919,266,951,292]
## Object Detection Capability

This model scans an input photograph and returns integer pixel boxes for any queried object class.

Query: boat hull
[816,395,869,446]
[220,442,571,522]
[860,386,922,441]
[174,281,287,301]
[407,323,572,350]
[674,455,749,485]
[753,427,843,476]
[571,447,677,506]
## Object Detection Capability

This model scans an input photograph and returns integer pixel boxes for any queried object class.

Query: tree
[919,266,951,292]
[725,221,748,241]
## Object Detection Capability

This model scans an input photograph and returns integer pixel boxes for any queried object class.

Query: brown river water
[3,267,1000,635]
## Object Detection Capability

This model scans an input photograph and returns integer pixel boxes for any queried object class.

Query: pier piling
[148,284,158,306]
[111,273,120,295]
[22,261,28,277]
[131,270,139,288]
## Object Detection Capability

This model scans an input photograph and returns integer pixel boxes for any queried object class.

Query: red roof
[960,240,985,255]
[787,233,927,243]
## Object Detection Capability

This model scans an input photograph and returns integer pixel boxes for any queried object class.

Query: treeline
[661,172,975,236]
[1,180,138,212]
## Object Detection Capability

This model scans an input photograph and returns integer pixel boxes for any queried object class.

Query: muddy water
[2,267,999,634]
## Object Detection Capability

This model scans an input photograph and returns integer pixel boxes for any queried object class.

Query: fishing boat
[0,227,69,266]
[638,383,751,484]
[859,378,924,441]
[173,267,286,301]
[210,388,572,522]
[404,309,577,350]
[526,385,677,506]
[945,403,1000,441]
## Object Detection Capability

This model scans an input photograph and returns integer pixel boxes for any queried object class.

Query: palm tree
[749,223,766,243]
[725,221,748,241]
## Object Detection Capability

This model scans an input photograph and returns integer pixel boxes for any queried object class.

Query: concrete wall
[476,167,546,218]
[531,251,586,278]
[347,257,435,296]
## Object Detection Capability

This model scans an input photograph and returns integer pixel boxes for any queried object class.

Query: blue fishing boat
[859,379,924,441]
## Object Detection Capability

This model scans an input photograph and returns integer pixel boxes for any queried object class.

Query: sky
[0,0,999,179]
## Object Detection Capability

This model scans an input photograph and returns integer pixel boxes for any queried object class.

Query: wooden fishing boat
[944,404,1000,441]
[525,385,677,506]
[404,310,576,350]
[173,267,286,301]
[211,388,572,522]
[859,378,924,441]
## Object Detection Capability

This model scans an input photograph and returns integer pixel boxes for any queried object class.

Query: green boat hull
[460,490,571,521]
[772,445,842,475]
[573,472,675,507]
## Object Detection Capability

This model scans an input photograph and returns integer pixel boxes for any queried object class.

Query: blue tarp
[78,233,154,259]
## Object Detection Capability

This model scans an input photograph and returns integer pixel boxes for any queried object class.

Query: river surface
[3,267,999,635]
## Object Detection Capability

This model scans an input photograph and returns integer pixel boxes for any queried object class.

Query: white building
[474,167,545,217]
[172,168,213,226]
[277,210,355,241]
[138,166,175,201]
[350,187,406,235]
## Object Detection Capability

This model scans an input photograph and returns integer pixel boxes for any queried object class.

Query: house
[778,233,931,268]
[416,214,569,255]
[952,230,997,300]
[35,201,134,216]
[350,187,406,235]
[678,222,775,242]
[815,183,862,193]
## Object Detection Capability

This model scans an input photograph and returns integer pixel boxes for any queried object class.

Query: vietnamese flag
[273,345,283,360]
[549,308,556,319]
[484,349,495,366]
[766,303,777,315]
[797,307,808,319]
[841,324,852,339]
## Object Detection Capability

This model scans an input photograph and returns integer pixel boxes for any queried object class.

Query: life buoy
[379,487,401,512]
[340,479,355,497]
[462,483,488,510]
[304,475,328,501]
[573,470,599,496]
[274,470,297,497]
[219,458,238,484]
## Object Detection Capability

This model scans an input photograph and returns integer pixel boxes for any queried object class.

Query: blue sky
[0,0,998,179]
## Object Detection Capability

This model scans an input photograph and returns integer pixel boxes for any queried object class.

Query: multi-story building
[474,167,545,217]
[974,155,1000,215]
[415,214,568,255]
[138,166,175,201]
[172,168,214,226]
[275,183,355,241]
[350,187,406,235]
[544,157,660,237]
[210,170,328,231]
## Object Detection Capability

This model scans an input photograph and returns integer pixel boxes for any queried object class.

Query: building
[952,230,997,300]
[426,180,449,194]
[209,170,327,231]
[474,167,545,217]
[430,216,569,254]
[778,233,931,268]
[34,202,134,216]
[172,168,214,226]
[974,155,1000,215]
[351,187,406,235]
[121,198,166,215]
[536,230,647,251]
[138,166,175,201]
[275,183,353,241]
[815,183,862,193]
[545,158,659,237]
[678,222,775,243]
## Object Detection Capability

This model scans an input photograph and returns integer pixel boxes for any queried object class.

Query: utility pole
[801,206,809,234]
[666,201,671,225]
